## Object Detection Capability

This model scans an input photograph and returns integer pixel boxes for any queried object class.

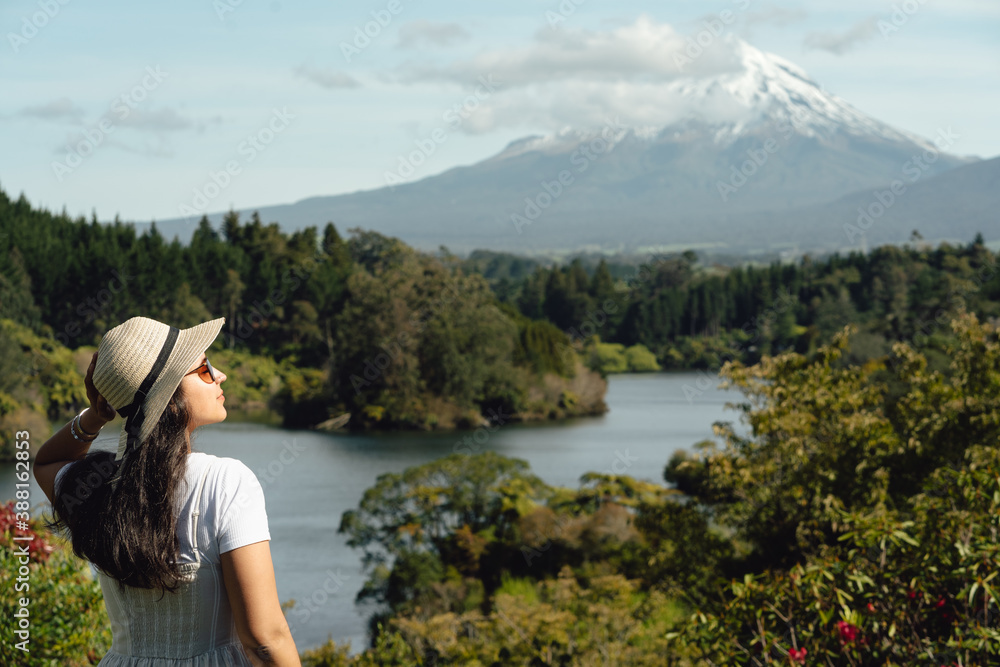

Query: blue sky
[2,0,998,226]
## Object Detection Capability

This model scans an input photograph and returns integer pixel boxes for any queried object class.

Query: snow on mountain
[493,36,937,161]
[718,40,935,148]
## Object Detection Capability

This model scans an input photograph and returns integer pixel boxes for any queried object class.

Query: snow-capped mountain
[663,39,936,148]
[492,38,940,161]
[156,38,982,255]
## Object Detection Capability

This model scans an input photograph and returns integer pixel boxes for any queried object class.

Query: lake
[4,371,741,653]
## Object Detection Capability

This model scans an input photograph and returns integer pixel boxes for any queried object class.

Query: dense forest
[3,187,1000,665]
[474,236,1000,371]
[0,189,612,459]
[4,187,998,396]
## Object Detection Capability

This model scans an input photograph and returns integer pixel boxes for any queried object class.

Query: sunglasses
[185,358,218,384]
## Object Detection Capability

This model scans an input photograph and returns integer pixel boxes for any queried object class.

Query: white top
[55,452,271,665]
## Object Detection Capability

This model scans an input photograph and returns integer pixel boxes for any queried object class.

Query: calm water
[4,372,740,653]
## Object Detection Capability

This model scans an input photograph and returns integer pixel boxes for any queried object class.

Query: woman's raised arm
[33,352,116,503]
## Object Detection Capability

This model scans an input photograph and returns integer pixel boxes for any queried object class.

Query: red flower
[2,503,55,564]
[26,534,55,563]
[0,502,15,533]
[836,620,859,644]
[788,647,807,664]
[936,597,946,608]
[866,602,876,612]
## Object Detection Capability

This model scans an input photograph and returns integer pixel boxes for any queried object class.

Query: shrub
[588,341,628,374]
[1,502,111,665]
[671,445,1000,666]
[624,343,660,372]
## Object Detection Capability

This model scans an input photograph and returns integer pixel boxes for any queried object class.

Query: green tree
[589,258,617,305]
[339,452,551,614]
[164,282,213,329]
[0,247,41,330]
[667,312,1000,569]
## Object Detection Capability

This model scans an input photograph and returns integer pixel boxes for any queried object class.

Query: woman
[33,316,301,666]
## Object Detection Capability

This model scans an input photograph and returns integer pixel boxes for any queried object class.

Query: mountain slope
[736,155,1000,251]
[154,39,979,255]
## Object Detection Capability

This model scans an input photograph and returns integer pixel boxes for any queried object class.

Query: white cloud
[744,6,809,27]
[400,15,741,88]
[101,138,176,158]
[49,106,211,160]
[397,20,470,48]
[294,65,361,90]
[18,97,85,122]
[117,108,196,132]
[393,16,764,134]
[804,17,880,55]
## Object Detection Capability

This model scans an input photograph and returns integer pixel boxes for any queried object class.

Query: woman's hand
[85,351,117,423]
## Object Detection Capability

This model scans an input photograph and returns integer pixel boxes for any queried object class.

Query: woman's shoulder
[188,451,251,470]
[188,452,259,487]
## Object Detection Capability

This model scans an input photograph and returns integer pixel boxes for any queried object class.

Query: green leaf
[969,581,980,605]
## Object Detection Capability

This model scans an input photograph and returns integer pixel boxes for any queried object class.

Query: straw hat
[92,316,225,465]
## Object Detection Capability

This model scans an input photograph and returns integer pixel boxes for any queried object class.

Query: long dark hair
[46,385,192,595]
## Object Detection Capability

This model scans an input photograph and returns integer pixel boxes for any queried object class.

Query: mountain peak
[494,36,938,160]
[722,38,934,148]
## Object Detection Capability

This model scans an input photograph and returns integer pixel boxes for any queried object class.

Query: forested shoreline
[0,189,612,460]
[4,187,998,391]
[473,234,999,371]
